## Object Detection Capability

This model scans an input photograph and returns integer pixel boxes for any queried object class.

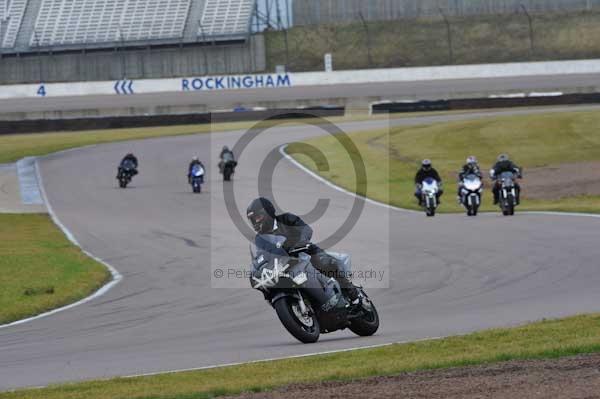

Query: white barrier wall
[1,59,600,100]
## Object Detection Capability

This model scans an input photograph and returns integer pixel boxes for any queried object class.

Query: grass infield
[288,110,600,213]
[0,214,110,325]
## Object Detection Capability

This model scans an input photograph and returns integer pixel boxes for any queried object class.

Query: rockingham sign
[2,59,600,100]
[0,73,294,99]
[182,74,292,91]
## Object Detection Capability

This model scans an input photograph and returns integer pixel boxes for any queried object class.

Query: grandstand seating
[199,0,254,38]
[1,0,29,48]
[31,0,192,47]
[0,0,257,51]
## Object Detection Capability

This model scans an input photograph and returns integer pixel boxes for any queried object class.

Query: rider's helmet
[222,146,229,152]
[247,197,276,234]
[421,159,432,170]
[466,155,477,165]
[497,153,509,162]
[192,156,199,162]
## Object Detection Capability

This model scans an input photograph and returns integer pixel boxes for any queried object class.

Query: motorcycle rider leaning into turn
[457,155,483,202]
[116,152,138,179]
[414,159,444,205]
[490,154,523,205]
[246,197,361,304]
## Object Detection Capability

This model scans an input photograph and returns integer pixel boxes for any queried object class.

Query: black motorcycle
[250,235,379,343]
[220,153,237,182]
[117,160,136,188]
[223,161,236,181]
[497,171,519,216]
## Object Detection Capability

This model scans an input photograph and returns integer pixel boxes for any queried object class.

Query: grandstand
[0,0,256,53]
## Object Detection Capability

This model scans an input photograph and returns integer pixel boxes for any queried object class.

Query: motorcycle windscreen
[463,174,482,191]
[222,152,235,163]
[192,166,204,176]
[251,234,288,259]
[499,171,514,186]
[122,160,135,170]
[422,178,438,193]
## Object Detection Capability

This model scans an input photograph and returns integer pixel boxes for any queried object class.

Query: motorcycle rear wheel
[274,297,320,343]
[224,168,232,181]
[349,293,380,337]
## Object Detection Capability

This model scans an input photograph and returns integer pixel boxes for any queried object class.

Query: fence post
[275,0,290,68]
[117,26,126,79]
[520,4,534,56]
[438,7,453,64]
[358,11,373,68]
[33,29,43,83]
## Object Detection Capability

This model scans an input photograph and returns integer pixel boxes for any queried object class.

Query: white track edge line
[279,145,600,219]
[0,159,123,330]
[121,334,448,379]
[279,145,420,214]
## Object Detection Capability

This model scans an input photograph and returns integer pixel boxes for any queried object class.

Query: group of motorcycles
[419,170,521,217]
[116,151,380,345]
[116,157,237,193]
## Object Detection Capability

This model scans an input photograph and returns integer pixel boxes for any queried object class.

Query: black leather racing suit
[268,212,359,300]
[117,155,138,178]
[491,160,522,204]
[414,167,443,203]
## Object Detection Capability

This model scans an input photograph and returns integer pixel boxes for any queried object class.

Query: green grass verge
[266,10,600,71]
[0,110,495,164]
[288,110,600,213]
[0,214,110,325]
[0,117,388,164]
[2,313,600,398]
[0,123,233,164]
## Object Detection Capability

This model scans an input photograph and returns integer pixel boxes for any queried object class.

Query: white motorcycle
[420,178,440,217]
[459,174,483,216]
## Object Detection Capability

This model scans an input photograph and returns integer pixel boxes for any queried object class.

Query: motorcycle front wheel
[274,296,320,343]
[502,195,515,216]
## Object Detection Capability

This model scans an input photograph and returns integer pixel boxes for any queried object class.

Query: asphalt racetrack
[1,107,600,390]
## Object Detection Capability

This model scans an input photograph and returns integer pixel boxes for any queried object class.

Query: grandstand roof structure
[0,0,256,53]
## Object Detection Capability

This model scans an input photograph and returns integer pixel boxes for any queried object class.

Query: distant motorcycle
[117,160,136,188]
[497,171,519,216]
[420,178,440,217]
[220,153,237,182]
[250,235,379,344]
[189,164,205,193]
[459,174,483,216]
